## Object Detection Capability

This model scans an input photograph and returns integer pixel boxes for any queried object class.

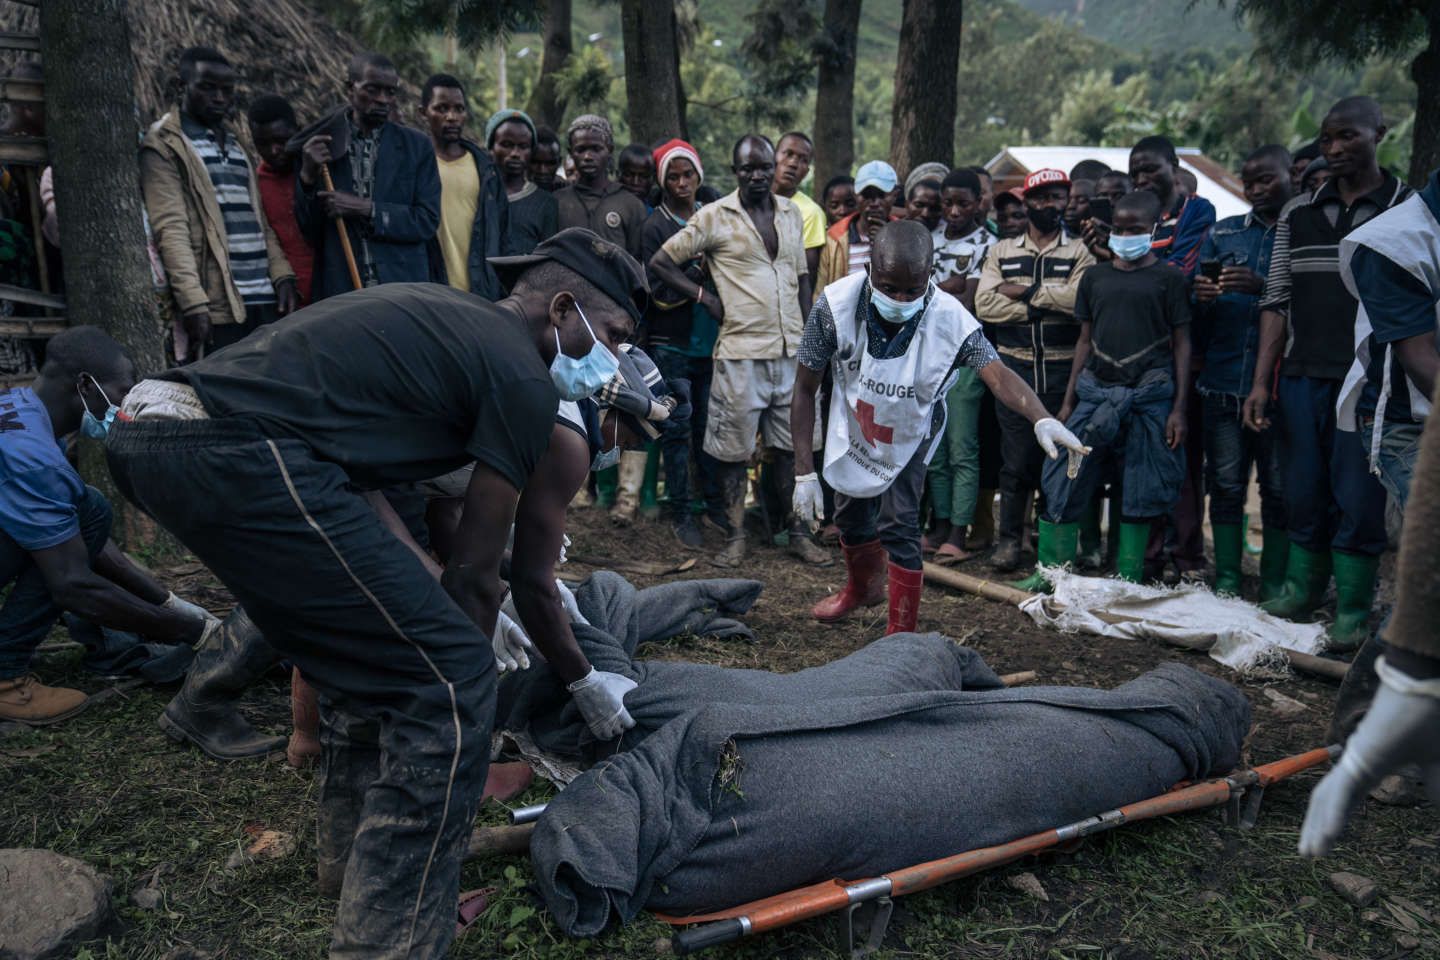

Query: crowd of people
[1,42,1438,960]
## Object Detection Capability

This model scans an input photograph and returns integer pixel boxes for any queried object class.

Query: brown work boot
[0,674,90,725]
[788,526,834,566]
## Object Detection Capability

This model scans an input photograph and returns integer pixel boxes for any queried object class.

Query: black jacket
[296,120,441,301]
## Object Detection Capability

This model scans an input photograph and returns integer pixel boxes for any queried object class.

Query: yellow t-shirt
[437,153,480,292]
[788,189,827,250]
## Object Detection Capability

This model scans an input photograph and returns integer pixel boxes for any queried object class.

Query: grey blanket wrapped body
[496,572,1004,757]
[531,662,1251,936]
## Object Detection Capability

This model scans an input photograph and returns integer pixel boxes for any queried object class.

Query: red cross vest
[822,271,980,498]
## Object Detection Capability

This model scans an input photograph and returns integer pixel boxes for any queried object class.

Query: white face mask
[867,274,929,324]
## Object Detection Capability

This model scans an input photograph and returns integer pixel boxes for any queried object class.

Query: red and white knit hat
[652,138,704,184]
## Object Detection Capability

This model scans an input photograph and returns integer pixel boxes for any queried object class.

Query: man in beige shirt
[651,134,827,568]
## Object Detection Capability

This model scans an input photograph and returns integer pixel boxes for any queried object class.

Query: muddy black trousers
[107,418,494,960]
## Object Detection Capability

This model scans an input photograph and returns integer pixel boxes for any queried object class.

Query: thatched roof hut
[3,0,414,134]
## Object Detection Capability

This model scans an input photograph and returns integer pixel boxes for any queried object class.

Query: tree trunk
[528,0,573,131]
[621,0,683,147]
[672,3,689,140]
[1409,5,1440,187]
[813,0,862,195]
[889,0,963,181]
[42,0,170,551]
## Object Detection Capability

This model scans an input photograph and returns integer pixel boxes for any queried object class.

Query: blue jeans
[1274,375,1387,556]
[653,348,719,519]
[0,485,113,678]
[1202,391,1285,529]
[1042,369,1184,523]
[1360,417,1423,512]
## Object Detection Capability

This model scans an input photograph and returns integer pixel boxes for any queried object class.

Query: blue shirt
[0,388,86,550]
[1193,211,1278,397]
[1355,171,1440,423]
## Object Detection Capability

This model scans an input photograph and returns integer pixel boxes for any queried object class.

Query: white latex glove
[1298,656,1440,857]
[556,579,588,625]
[567,667,638,740]
[792,472,824,533]
[491,610,536,674]
[164,591,220,624]
[1033,417,1090,460]
[558,533,570,565]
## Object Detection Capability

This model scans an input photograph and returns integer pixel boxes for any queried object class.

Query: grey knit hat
[566,113,614,150]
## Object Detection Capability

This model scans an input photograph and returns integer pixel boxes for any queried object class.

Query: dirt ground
[2,504,1437,960]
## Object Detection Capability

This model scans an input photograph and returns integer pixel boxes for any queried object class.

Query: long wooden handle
[319,163,364,291]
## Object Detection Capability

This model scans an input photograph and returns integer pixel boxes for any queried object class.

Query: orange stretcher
[657,746,1340,956]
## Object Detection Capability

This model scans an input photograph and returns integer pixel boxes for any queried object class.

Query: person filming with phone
[1191,145,1294,599]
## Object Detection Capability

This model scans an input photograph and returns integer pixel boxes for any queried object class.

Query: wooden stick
[998,670,1037,687]
[922,562,1349,683]
[319,163,363,291]
[465,823,535,861]
[922,562,1034,606]
[23,167,50,301]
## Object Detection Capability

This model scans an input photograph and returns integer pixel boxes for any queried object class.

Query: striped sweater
[1258,172,1410,380]
[180,116,274,305]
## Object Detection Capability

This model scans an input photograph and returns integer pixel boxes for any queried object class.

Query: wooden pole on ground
[922,562,1349,683]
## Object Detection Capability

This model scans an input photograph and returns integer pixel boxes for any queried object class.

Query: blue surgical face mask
[77,374,117,439]
[549,302,620,401]
[868,279,929,324]
[1108,231,1154,262]
[590,444,621,473]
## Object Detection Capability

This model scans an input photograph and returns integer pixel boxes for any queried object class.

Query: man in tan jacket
[140,46,297,364]
[974,169,1096,571]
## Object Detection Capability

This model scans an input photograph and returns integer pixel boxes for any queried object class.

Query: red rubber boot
[885,562,925,635]
[812,540,888,622]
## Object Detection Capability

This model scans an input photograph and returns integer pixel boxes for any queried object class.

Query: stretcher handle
[672,918,746,954]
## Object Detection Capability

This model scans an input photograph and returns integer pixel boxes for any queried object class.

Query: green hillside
[358,0,1412,186]
[1012,0,1251,54]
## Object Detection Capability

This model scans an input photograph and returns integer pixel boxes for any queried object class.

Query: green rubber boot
[1259,543,1331,621]
[1115,521,1151,583]
[1259,527,1290,603]
[640,442,662,520]
[1077,499,1103,571]
[595,464,618,509]
[1211,523,1244,596]
[1010,520,1078,593]
[1328,551,1380,652]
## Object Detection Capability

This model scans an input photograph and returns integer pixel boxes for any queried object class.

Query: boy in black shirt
[1025,191,1191,587]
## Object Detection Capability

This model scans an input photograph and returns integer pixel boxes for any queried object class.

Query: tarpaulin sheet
[495,571,1004,760]
[1018,569,1329,678]
[530,661,1251,935]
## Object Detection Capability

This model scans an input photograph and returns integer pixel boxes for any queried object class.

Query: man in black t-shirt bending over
[105,229,645,960]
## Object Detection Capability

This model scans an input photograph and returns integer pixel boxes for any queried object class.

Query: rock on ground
[0,848,112,960]
[1329,871,1379,908]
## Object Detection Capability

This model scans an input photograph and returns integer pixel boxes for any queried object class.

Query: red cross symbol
[855,399,894,447]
